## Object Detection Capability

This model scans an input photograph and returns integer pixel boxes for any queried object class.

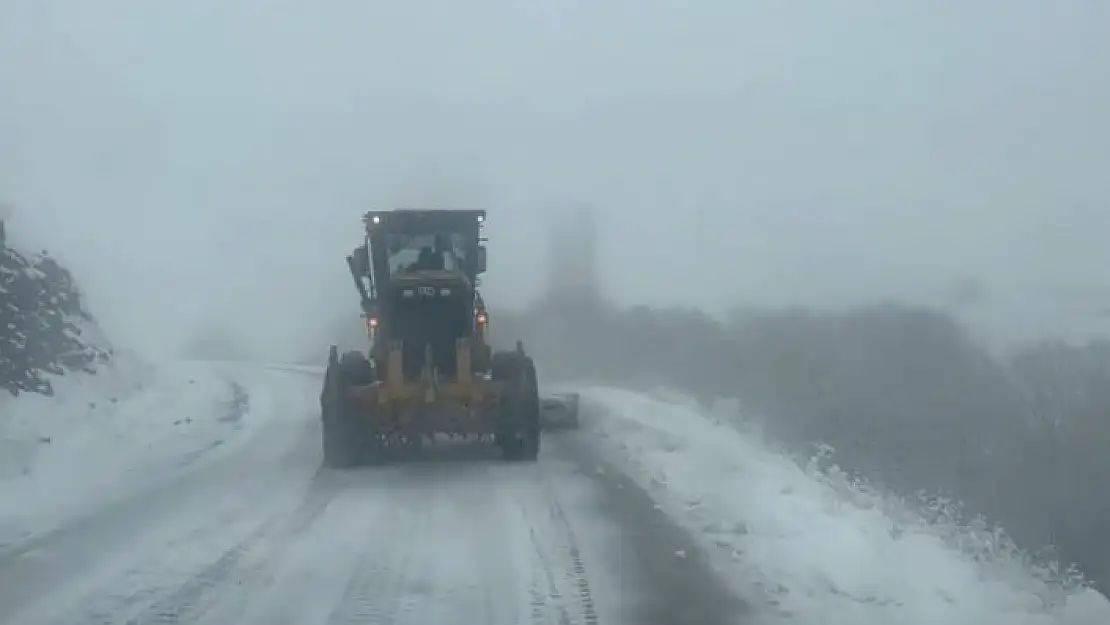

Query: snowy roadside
[0,359,258,550]
[578,386,1110,625]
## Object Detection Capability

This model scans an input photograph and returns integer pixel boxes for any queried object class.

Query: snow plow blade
[539,392,580,431]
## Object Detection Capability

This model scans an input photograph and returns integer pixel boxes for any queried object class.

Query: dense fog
[3,0,1109,597]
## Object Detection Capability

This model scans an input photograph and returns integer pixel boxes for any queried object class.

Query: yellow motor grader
[320,208,579,468]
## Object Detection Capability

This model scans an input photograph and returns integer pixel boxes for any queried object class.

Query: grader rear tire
[321,347,377,469]
[492,351,541,462]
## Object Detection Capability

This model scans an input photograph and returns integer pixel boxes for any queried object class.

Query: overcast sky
[1,1,1108,357]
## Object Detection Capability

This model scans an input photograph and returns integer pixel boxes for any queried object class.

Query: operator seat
[411,246,444,271]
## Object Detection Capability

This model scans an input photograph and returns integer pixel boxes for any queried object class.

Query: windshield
[386,232,467,274]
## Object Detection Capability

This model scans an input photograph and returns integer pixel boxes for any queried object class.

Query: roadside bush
[0,220,110,397]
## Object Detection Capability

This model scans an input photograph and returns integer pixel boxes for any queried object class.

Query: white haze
[1,0,1108,359]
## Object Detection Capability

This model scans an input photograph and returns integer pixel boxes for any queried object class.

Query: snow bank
[0,357,255,550]
[581,387,1110,625]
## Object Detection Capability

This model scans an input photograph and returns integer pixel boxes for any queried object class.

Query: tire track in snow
[219,434,734,625]
[118,473,339,624]
[544,429,750,625]
[547,497,601,625]
[2,394,749,625]
[324,460,602,625]
[526,524,575,625]
[521,483,600,625]
[15,465,337,625]
[193,477,395,625]
[327,503,418,625]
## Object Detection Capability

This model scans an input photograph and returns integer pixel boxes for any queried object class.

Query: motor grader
[320,208,578,468]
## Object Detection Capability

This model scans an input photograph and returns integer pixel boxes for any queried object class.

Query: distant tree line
[496,288,1110,596]
[0,219,111,397]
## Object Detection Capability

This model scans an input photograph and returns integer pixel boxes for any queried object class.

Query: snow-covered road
[2,363,1108,624]
[0,366,740,625]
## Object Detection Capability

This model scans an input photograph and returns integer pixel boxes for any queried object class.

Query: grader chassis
[320,208,576,468]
